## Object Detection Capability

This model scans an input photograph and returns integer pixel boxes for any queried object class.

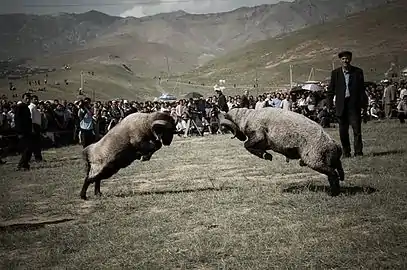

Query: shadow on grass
[3,156,82,168]
[0,218,75,232]
[282,183,378,196]
[369,149,406,157]
[113,186,238,198]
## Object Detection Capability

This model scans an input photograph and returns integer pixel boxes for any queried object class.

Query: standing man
[327,51,368,158]
[14,93,33,170]
[78,98,95,148]
[216,88,229,113]
[240,90,250,108]
[28,95,44,162]
[382,80,396,119]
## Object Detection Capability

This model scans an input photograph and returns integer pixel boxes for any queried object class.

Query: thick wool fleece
[224,107,343,178]
[83,112,164,179]
[80,111,176,201]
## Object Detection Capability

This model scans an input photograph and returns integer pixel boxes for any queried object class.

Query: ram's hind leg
[244,134,272,161]
[306,162,340,196]
[80,159,92,200]
[94,166,121,197]
[80,178,91,200]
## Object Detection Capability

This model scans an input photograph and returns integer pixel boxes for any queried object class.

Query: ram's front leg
[140,140,162,162]
[243,135,273,161]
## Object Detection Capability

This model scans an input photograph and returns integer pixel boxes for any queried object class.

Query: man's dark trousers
[31,123,43,161]
[337,98,363,156]
[18,133,33,169]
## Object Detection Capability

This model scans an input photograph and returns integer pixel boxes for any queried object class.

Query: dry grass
[1,120,407,269]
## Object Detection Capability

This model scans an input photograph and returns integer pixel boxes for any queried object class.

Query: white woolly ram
[219,107,344,196]
[80,111,176,200]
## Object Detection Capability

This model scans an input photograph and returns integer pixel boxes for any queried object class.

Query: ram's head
[218,112,247,141]
[151,113,177,146]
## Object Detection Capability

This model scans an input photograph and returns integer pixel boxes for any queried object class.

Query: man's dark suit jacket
[14,102,32,135]
[327,65,368,117]
[218,94,229,112]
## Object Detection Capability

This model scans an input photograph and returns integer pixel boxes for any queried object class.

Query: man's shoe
[16,166,30,171]
[0,160,6,165]
[354,152,364,157]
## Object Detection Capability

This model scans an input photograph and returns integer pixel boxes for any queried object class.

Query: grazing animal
[80,111,176,200]
[219,107,344,196]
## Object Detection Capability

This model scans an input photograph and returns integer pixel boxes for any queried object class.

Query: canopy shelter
[290,83,324,94]
[302,83,324,92]
[156,93,177,102]
[184,92,203,100]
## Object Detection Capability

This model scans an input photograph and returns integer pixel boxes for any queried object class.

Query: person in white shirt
[400,85,407,100]
[175,100,187,132]
[369,103,380,120]
[255,96,266,110]
[28,95,44,162]
[280,94,292,111]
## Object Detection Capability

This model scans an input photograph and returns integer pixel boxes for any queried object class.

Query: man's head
[21,93,31,104]
[31,95,39,105]
[338,51,352,69]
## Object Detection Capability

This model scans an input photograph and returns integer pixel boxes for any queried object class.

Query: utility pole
[289,64,293,89]
[308,67,315,81]
[255,67,259,96]
[80,70,84,90]
[165,56,170,80]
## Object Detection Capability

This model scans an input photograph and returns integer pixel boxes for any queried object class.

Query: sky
[1,0,288,17]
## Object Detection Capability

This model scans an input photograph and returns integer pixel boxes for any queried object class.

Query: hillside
[1,0,390,73]
[0,0,399,101]
[179,0,407,93]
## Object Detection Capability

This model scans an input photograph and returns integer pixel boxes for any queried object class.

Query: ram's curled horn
[219,118,239,138]
[151,119,173,140]
[152,119,172,129]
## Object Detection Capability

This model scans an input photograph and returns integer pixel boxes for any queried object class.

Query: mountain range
[0,0,391,74]
[0,0,403,100]
[180,0,407,88]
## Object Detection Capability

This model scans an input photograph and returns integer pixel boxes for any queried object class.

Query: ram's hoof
[141,155,151,162]
[299,159,306,166]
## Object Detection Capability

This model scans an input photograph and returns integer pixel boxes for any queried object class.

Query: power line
[23,0,232,8]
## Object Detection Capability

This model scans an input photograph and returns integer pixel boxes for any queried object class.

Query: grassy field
[1,120,407,269]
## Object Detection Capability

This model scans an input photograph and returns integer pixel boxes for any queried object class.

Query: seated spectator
[369,103,383,120]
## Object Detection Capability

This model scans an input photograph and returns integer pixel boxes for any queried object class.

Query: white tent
[157,93,177,102]
[301,83,324,92]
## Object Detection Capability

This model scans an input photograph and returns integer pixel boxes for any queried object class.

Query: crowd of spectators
[0,79,406,162]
